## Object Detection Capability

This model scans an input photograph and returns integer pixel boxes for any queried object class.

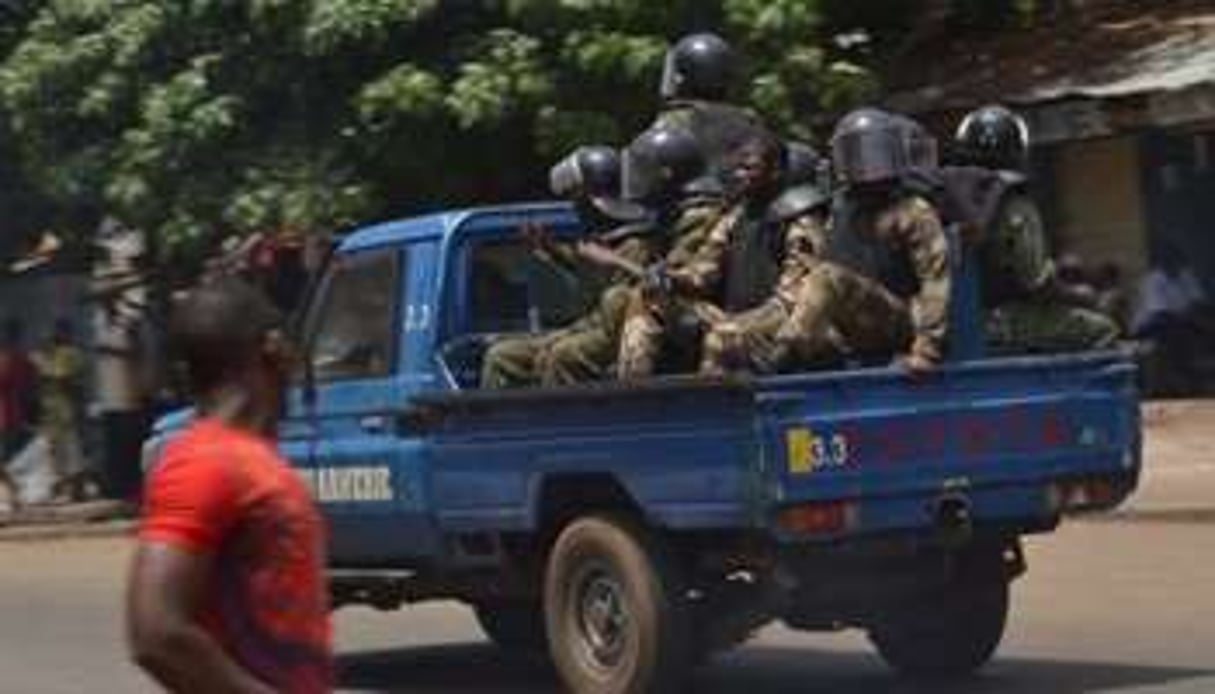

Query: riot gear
[548,146,619,200]
[621,125,706,205]
[660,33,737,102]
[549,145,646,223]
[783,141,822,187]
[955,104,1030,171]
[893,114,939,170]
[831,109,909,189]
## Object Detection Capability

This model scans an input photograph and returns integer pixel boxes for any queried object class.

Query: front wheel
[544,514,692,694]
[868,575,1010,679]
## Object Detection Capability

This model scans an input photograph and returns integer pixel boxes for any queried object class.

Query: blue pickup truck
[148,202,1141,694]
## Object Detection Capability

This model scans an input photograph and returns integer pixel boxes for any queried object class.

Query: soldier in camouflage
[480,145,649,388]
[541,125,728,385]
[773,109,953,374]
[950,105,1120,354]
[699,138,832,375]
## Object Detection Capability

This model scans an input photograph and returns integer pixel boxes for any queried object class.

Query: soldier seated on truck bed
[947,105,1120,355]
[480,145,650,389]
[698,135,833,376]
[770,108,955,375]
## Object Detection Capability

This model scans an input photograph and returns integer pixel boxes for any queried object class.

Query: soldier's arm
[903,201,952,365]
[666,204,741,298]
[781,213,829,275]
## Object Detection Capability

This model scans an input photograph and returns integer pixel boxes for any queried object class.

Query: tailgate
[755,353,1141,540]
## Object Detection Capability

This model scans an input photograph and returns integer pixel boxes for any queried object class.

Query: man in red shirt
[127,279,331,693]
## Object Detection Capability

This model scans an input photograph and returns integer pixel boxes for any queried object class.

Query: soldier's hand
[641,263,672,299]
[897,352,939,378]
[520,222,554,252]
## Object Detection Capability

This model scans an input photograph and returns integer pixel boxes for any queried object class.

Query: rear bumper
[764,470,1138,546]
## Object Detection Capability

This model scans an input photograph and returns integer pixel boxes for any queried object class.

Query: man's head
[782,141,824,188]
[170,278,291,416]
[955,104,1030,171]
[621,124,706,210]
[831,108,909,204]
[1056,253,1087,285]
[726,131,784,201]
[549,145,648,228]
[660,33,738,103]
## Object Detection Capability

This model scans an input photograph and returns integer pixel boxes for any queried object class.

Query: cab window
[306,249,402,382]
[466,238,604,334]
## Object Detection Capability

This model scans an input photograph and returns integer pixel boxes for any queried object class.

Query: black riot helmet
[783,141,822,187]
[955,104,1030,171]
[892,114,939,170]
[621,125,706,206]
[549,145,647,223]
[831,108,909,190]
[660,32,737,102]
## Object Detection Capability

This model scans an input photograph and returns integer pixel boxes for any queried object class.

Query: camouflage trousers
[771,263,911,370]
[985,300,1120,355]
[480,329,570,389]
[699,299,789,376]
[539,283,644,386]
[615,287,725,379]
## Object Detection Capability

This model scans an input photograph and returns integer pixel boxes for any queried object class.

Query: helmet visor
[659,51,681,101]
[548,155,584,199]
[833,129,906,186]
[621,147,664,203]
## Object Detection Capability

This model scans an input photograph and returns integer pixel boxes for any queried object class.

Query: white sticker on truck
[298,466,395,503]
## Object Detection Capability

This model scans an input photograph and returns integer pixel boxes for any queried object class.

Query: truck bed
[413,351,1140,544]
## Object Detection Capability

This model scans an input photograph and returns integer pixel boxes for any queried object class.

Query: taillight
[777,501,859,536]
[1047,478,1121,514]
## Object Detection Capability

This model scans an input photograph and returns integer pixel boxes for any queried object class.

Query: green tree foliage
[0,0,894,258]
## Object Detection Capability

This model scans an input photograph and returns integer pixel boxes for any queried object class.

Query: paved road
[2,519,1214,693]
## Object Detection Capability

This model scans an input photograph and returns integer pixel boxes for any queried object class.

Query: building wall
[1051,135,1150,279]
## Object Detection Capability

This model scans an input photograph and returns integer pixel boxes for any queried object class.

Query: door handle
[360,415,388,433]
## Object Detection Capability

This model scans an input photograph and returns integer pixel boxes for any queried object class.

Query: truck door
[294,245,437,565]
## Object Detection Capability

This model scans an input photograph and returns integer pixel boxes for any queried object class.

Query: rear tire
[868,575,1009,679]
[544,514,692,694]
[473,601,547,653]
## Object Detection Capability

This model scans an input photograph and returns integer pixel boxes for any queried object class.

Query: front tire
[544,514,692,694]
[868,575,1009,679]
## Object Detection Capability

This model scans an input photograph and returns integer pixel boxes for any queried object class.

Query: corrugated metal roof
[887,5,1215,114]
[1024,19,1215,101]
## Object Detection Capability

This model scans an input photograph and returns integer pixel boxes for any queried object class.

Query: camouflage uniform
[614,202,738,379]
[538,235,661,386]
[976,190,1120,354]
[775,195,952,367]
[478,242,597,389]
[699,210,830,375]
[481,235,656,388]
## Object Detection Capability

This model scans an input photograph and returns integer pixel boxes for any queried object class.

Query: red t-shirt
[140,419,332,693]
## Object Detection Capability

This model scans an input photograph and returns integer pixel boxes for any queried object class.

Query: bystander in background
[31,319,90,501]
[1133,247,1211,397]
[91,221,154,505]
